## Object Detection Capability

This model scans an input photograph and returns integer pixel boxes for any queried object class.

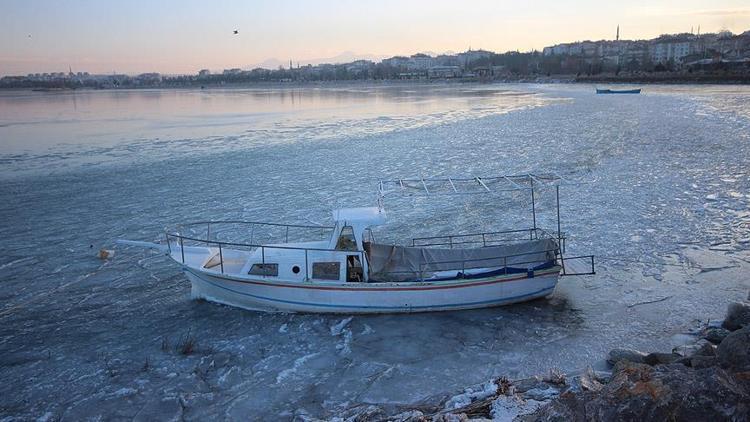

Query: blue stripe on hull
[185,268,557,312]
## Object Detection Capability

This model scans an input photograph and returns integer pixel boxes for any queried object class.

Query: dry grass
[177,330,197,355]
[496,376,513,395]
[543,367,566,385]
[160,336,170,352]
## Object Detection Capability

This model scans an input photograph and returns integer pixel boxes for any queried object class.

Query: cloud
[678,8,750,17]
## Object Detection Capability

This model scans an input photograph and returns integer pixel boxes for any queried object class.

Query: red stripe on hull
[185,266,562,292]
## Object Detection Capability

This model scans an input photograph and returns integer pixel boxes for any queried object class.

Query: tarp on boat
[368,238,558,281]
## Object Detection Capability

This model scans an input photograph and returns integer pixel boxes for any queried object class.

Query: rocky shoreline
[333,293,750,421]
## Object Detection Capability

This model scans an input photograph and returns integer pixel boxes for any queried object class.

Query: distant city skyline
[2,0,750,75]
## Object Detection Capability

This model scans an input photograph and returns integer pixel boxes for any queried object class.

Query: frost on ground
[1,84,750,420]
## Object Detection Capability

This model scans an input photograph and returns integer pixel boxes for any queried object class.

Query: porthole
[292,265,301,274]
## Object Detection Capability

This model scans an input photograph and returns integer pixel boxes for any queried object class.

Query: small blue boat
[596,88,641,94]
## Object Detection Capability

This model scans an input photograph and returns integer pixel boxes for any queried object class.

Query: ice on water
[1,84,749,419]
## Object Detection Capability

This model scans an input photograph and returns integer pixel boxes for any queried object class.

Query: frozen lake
[1,83,749,420]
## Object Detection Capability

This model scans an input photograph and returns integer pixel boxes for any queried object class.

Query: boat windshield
[335,226,358,251]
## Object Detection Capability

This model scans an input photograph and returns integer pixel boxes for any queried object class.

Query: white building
[409,54,434,70]
[543,44,571,56]
[650,41,692,63]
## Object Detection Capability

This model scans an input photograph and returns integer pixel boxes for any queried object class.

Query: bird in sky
[233,30,239,35]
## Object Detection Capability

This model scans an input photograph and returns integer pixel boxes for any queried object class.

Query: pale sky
[1,0,750,75]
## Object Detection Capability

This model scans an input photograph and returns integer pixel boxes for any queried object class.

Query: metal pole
[560,253,566,275]
[219,243,224,274]
[531,180,537,230]
[180,236,185,264]
[556,185,562,248]
[305,249,309,281]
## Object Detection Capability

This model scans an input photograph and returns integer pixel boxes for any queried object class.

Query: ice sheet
[1,83,749,420]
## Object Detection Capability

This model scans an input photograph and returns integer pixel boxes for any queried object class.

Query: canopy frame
[377,173,568,248]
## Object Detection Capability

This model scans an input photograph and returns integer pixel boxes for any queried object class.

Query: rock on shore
[357,294,750,422]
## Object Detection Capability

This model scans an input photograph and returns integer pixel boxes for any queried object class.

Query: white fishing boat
[120,174,594,313]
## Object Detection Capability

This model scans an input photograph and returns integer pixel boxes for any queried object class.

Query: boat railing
[415,248,560,281]
[411,228,559,248]
[164,226,364,281]
[172,220,335,245]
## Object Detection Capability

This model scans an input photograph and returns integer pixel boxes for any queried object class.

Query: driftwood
[627,295,672,308]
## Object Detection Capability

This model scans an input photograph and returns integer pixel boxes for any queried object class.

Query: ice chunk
[276,353,320,384]
[444,380,497,410]
[330,317,353,336]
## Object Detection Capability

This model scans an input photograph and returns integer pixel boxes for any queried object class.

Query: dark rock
[717,326,750,372]
[690,356,719,369]
[722,301,750,331]
[528,361,750,421]
[675,356,693,367]
[644,352,681,366]
[703,327,730,345]
[607,348,646,365]
[690,341,716,358]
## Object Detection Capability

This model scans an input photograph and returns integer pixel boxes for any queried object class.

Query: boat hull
[596,88,641,94]
[183,266,561,314]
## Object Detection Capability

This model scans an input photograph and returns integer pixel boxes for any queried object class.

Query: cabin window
[248,263,278,276]
[335,226,357,251]
[312,262,340,280]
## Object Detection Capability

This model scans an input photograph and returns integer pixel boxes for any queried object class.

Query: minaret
[289,59,293,70]
[616,25,619,41]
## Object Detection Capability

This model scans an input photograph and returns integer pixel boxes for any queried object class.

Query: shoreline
[342,293,750,421]
[2,74,750,92]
